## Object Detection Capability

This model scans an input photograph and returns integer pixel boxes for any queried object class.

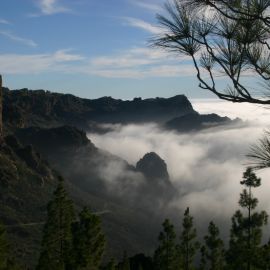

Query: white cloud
[0,49,84,74]
[53,49,85,62]
[33,0,70,16]
[85,64,195,79]
[123,17,162,34]
[0,46,194,79]
[192,99,270,124]
[91,47,171,68]
[131,0,163,13]
[0,31,37,47]
[0,19,11,25]
[87,105,270,238]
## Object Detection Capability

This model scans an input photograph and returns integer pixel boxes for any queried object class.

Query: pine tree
[72,207,105,270]
[153,219,179,270]
[227,168,267,270]
[203,221,224,270]
[0,223,20,270]
[199,246,206,270]
[37,176,75,270]
[259,240,270,269]
[179,207,199,270]
[119,251,130,270]
[0,223,9,270]
[103,259,117,270]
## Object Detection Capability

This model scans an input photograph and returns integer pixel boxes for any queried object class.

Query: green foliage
[227,168,268,270]
[153,219,179,270]
[179,208,199,270]
[72,207,105,270]
[199,246,206,270]
[36,176,75,270]
[203,221,224,270]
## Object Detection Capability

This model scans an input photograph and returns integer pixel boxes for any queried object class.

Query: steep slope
[0,136,57,268]
[15,126,178,261]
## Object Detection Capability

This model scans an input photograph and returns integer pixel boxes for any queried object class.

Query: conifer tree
[104,259,117,270]
[203,221,224,270]
[119,251,131,270]
[153,219,179,270]
[0,223,9,270]
[199,246,206,270]
[72,207,105,270]
[227,168,267,270]
[0,223,19,270]
[37,176,75,270]
[179,208,199,270]
[259,240,270,269]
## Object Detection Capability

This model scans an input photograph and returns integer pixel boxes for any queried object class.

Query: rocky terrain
[3,87,241,134]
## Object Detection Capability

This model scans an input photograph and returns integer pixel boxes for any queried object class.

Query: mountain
[0,136,57,268]
[136,152,170,182]
[0,86,243,268]
[14,125,178,264]
[15,126,176,204]
[165,112,242,132]
[136,152,176,202]
[3,88,194,133]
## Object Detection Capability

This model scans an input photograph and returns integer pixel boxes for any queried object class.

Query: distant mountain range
[0,87,244,268]
[3,87,242,134]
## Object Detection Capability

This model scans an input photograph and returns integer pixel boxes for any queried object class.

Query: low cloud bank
[88,100,270,239]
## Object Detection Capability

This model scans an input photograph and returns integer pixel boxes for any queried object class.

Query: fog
[87,100,270,240]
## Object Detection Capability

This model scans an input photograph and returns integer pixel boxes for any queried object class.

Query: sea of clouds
[88,99,270,240]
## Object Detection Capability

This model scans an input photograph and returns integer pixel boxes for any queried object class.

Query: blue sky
[0,0,216,99]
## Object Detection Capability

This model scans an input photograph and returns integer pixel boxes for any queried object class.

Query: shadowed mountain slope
[3,88,194,132]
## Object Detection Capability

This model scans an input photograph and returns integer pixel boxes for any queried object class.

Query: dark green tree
[0,223,9,270]
[37,176,75,270]
[203,221,224,270]
[227,168,267,270]
[119,251,131,270]
[72,207,105,270]
[199,246,206,270]
[258,240,270,269]
[179,208,199,270]
[0,223,20,270]
[153,219,179,270]
[103,259,117,270]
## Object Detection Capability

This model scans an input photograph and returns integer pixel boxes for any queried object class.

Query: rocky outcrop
[136,152,170,183]
[136,152,176,201]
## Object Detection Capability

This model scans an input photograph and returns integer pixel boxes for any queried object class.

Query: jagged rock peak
[136,152,170,182]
